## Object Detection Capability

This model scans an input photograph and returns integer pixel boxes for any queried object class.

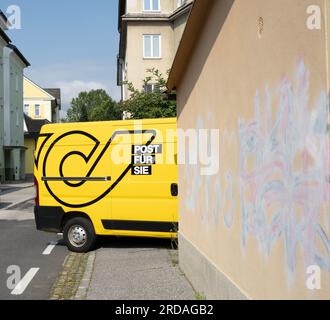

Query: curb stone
[50,252,92,300]
[74,251,96,300]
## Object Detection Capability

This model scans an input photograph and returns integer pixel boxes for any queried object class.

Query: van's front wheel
[63,217,96,253]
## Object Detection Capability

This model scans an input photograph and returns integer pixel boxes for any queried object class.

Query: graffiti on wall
[184,113,236,229]
[239,60,330,279]
[183,60,330,280]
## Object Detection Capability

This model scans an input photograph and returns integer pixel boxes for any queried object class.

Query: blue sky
[2,0,120,115]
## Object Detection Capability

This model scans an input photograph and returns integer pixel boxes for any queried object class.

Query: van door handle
[171,183,178,197]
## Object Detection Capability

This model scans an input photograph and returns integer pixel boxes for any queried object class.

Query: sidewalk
[0,181,33,188]
[0,182,34,210]
[85,238,196,300]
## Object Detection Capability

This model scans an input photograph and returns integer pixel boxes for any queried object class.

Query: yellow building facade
[24,136,35,179]
[23,77,60,178]
[23,77,60,123]
[24,115,49,179]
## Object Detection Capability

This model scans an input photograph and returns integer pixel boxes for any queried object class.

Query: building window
[144,83,160,93]
[15,74,19,92]
[35,104,40,117]
[16,107,19,127]
[143,35,161,59]
[24,104,29,115]
[143,0,160,11]
[177,0,187,8]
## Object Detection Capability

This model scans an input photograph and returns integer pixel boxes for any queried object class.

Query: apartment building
[0,10,30,182]
[23,77,61,123]
[117,0,193,101]
[23,77,61,179]
[0,17,10,182]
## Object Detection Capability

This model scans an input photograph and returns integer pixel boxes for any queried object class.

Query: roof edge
[118,0,126,31]
[121,2,193,22]
[7,44,30,67]
[0,10,8,22]
[167,0,214,90]
[24,76,56,99]
[0,26,11,44]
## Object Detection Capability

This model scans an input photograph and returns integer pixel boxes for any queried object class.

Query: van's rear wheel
[63,217,96,253]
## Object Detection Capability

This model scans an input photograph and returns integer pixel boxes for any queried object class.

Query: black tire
[63,217,96,253]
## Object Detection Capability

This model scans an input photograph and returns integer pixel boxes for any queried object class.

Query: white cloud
[25,60,121,118]
[55,80,108,108]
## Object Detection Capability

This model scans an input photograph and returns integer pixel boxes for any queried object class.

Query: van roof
[41,118,177,132]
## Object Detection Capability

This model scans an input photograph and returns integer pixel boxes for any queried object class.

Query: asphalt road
[0,201,68,300]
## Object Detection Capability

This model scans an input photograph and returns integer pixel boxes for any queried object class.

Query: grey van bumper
[34,206,65,233]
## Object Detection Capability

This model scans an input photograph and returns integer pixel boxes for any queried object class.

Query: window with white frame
[143,35,161,59]
[143,0,160,11]
[144,83,160,93]
[35,104,40,117]
[24,104,29,115]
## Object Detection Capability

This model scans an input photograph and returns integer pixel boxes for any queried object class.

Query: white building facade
[0,10,30,182]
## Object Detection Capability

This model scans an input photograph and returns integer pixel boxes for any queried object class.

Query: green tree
[120,69,176,120]
[66,89,121,122]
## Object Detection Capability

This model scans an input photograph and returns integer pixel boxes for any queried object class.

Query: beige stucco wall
[125,22,175,95]
[327,0,330,92]
[173,10,189,51]
[177,0,330,299]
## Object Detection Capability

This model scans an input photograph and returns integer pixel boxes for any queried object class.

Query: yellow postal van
[34,118,178,252]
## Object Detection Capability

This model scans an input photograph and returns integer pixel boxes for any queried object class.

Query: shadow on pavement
[55,236,177,252]
[0,187,19,196]
[0,203,11,209]
[96,236,175,250]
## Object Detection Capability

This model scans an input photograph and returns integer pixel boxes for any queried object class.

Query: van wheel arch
[61,211,93,231]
